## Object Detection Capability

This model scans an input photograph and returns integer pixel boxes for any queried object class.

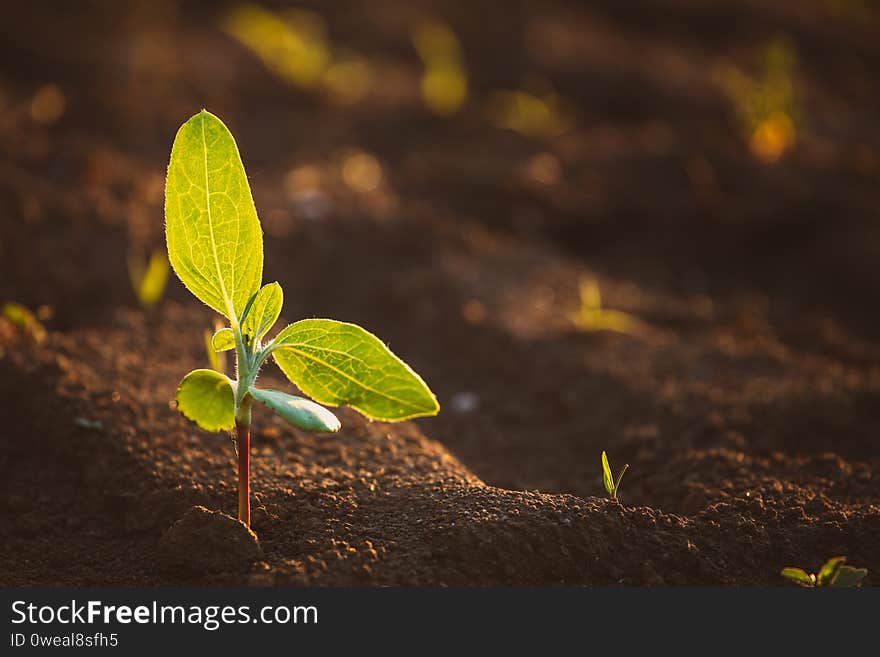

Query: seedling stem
[235,419,251,525]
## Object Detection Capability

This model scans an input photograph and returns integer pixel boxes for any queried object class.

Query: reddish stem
[236,419,250,527]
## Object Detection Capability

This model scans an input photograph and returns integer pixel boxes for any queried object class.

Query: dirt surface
[1,0,878,585]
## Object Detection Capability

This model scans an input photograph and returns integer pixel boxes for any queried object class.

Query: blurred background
[1,0,879,504]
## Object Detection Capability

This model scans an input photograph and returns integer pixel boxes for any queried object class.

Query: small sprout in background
[2,302,47,344]
[127,249,169,309]
[485,87,573,139]
[412,19,468,115]
[716,37,800,164]
[223,5,329,89]
[204,318,229,375]
[569,275,643,335]
[781,557,868,588]
[601,450,628,501]
[204,330,220,372]
[165,111,439,528]
[223,5,373,105]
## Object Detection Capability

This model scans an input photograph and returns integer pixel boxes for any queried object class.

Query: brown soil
[1,0,878,586]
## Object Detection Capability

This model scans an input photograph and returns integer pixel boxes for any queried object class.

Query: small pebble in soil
[74,417,103,431]
[159,506,263,574]
[451,392,479,413]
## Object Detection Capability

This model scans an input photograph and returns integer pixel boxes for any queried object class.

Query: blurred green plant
[412,19,468,115]
[224,4,329,88]
[127,249,169,309]
[781,557,868,587]
[223,4,373,105]
[1,302,47,344]
[204,318,228,375]
[716,38,800,163]
[601,450,628,501]
[486,87,572,139]
[165,110,439,527]
[569,276,642,335]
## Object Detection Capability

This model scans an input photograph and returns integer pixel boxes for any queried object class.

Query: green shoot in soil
[569,276,642,335]
[127,249,169,309]
[165,110,439,527]
[781,556,867,588]
[601,450,628,501]
[204,319,228,375]
[2,302,47,344]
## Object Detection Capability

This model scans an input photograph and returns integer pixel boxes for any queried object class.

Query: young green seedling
[2,302,47,344]
[165,110,439,527]
[601,450,628,501]
[781,556,868,588]
[127,248,169,309]
[569,276,642,335]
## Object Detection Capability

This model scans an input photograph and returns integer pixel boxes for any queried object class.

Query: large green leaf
[175,369,236,432]
[241,282,282,345]
[271,319,439,421]
[165,110,263,320]
[250,387,340,433]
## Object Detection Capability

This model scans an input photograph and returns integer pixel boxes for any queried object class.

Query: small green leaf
[601,451,615,496]
[212,327,236,352]
[238,289,258,327]
[175,369,236,432]
[615,463,629,493]
[271,319,439,421]
[241,282,282,345]
[781,568,815,587]
[817,557,846,587]
[831,565,868,588]
[250,387,340,433]
[165,110,263,321]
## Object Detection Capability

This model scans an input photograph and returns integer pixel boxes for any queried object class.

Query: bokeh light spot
[30,84,65,124]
